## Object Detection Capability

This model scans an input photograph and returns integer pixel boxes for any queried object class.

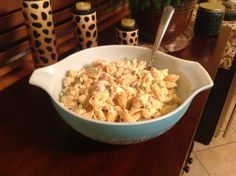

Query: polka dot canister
[21,0,58,68]
[72,2,98,49]
[116,18,139,46]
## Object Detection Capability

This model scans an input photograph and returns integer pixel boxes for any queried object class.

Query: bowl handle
[191,62,214,94]
[29,67,54,94]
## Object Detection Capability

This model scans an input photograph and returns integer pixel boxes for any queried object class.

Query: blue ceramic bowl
[29,45,213,144]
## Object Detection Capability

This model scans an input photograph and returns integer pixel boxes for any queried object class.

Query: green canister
[194,2,225,36]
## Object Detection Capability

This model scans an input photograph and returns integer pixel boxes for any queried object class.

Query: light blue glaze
[53,100,190,144]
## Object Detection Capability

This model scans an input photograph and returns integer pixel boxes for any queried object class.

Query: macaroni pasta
[59,59,182,122]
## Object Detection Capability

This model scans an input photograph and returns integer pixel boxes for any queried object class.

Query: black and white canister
[72,2,98,49]
[21,0,58,68]
[116,18,138,46]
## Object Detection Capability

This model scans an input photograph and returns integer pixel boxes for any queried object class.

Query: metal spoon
[148,6,175,67]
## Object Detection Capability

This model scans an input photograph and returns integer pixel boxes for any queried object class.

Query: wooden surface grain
[0,81,204,176]
[0,26,229,176]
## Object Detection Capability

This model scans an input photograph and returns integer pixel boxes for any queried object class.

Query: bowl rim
[48,45,213,126]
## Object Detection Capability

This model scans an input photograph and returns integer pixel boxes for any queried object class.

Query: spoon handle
[149,6,175,67]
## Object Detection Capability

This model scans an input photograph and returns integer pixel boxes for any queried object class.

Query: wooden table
[0,26,230,176]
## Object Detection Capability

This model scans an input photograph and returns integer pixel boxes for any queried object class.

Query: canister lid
[121,18,136,28]
[72,1,95,15]
[224,0,236,3]
[117,18,138,31]
[223,0,236,9]
[76,2,91,11]
[199,2,225,13]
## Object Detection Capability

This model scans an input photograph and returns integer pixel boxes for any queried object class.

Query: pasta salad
[59,59,182,122]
